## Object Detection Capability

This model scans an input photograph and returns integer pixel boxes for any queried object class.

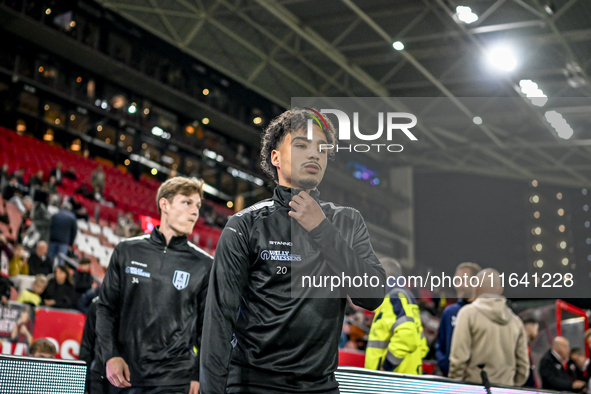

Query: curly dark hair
[260,107,337,183]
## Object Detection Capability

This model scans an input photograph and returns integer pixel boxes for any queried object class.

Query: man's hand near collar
[288,191,326,232]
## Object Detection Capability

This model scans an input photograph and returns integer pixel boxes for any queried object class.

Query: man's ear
[159,197,169,214]
[271,150,280,168]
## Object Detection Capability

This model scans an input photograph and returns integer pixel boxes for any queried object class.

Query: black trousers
[89,370,110,394]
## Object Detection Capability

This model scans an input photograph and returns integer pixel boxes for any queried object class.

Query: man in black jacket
[96,177,212,394]
[80,296,109,394]
[540,336,587,392]
[28,241,52,276]
[200,108,386,394]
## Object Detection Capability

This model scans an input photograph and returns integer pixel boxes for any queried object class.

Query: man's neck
[278,182,314,194]
[159,223,182,245]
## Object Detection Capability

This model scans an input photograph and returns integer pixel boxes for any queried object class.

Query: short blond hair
[34,274,48,286]
[156,177,204,214]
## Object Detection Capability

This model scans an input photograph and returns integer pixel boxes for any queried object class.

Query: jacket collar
[150,226,187,248]
[273,185,321,208]
[551,349,566,364]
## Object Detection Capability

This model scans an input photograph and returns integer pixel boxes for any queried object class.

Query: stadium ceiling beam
[430,0,570,146]
[211,0,433,159]
[344,26,591,64]
[101,0,289,106]
[381,70,567,91]
[319,27,591,66]
[252,0,389,97]
[340,0,507,150]
[106,0,347,106]
[332,20,547,53]
[471,0,507,27]
[551,0,580,21]
[214,0,356,98]
[247,0,450,154]
[304,0,533,172]
[531,0,591,88]
[147,0,182,44]
[97,3,200,18]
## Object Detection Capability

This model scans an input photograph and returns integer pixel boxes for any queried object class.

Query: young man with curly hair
[200,107,386,394]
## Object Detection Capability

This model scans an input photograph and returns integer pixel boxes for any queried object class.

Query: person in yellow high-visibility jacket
[365,258,429,374]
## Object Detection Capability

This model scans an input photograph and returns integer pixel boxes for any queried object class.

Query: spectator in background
[50,162,63,185]
[28,241,52,276]
[73,258,93,298]
[70,195,89,221]
[116,212,140,238]
[0,164,9,187]
[91,166,105,195]
[0,274,13,305]
[10,308,33,344]
[29,338,57,358]
[569,348,590,383]
[13,168,25,186]
[64,165,77,180]
[41,264,77,309]
[28,170,44,190]
[48,201,77,264]
[586,329,591,355]
[0,231,14,276]
[75,184,94,200]
[522,316,540,387]
[17,274,48,306]
[76,285,100,314]
[540,337,586,392]
[0,163,9,179]
[449,269,529,386]
[8,244,29,277]
[14,195,33,219]
[436,262,482,376]
[46,176,57,194]
[365,258,429,374]
[47,194,61,217]
[2,176,23,201]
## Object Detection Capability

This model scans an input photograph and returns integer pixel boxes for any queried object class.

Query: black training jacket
[96,227,212,386]
[200,185,386,394]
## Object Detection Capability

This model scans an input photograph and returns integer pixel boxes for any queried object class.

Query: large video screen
[0,354,86,394]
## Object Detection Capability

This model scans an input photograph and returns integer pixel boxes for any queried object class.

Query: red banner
[32,307,86,360]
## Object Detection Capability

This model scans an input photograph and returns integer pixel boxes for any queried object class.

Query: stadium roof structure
[96,0,591,187]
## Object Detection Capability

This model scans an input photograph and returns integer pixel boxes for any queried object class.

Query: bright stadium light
[545,110,574,139]
[519,79,548,107]
[392,41,404,51]
[151,126,164,137]
[456,6,478,24]
[487,45,517,71]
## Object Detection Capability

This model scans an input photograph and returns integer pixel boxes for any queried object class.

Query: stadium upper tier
[0,126,223,251]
